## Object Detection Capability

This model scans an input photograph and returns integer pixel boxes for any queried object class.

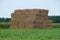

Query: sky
[0,0,60,18]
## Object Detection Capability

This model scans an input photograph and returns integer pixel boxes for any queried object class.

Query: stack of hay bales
[10,9,52,29]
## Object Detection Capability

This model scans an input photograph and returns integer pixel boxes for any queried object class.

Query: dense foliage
[48,16,60,23]
[0,18,11,22]
[0,22,9,29]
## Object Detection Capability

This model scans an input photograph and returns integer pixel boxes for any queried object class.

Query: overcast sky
[0,0,60,18]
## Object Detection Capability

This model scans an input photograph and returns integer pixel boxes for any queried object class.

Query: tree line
[0,18,11,22]
[48,16,60,23]
[0,16,60,23]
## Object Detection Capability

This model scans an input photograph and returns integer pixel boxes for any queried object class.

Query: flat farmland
[0,22,60,40]
[0,28,60,40]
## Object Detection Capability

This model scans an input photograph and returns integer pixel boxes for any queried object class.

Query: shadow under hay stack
[10,9,52,29]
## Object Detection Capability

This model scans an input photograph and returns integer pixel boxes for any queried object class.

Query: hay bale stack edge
[10,9,52,29]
